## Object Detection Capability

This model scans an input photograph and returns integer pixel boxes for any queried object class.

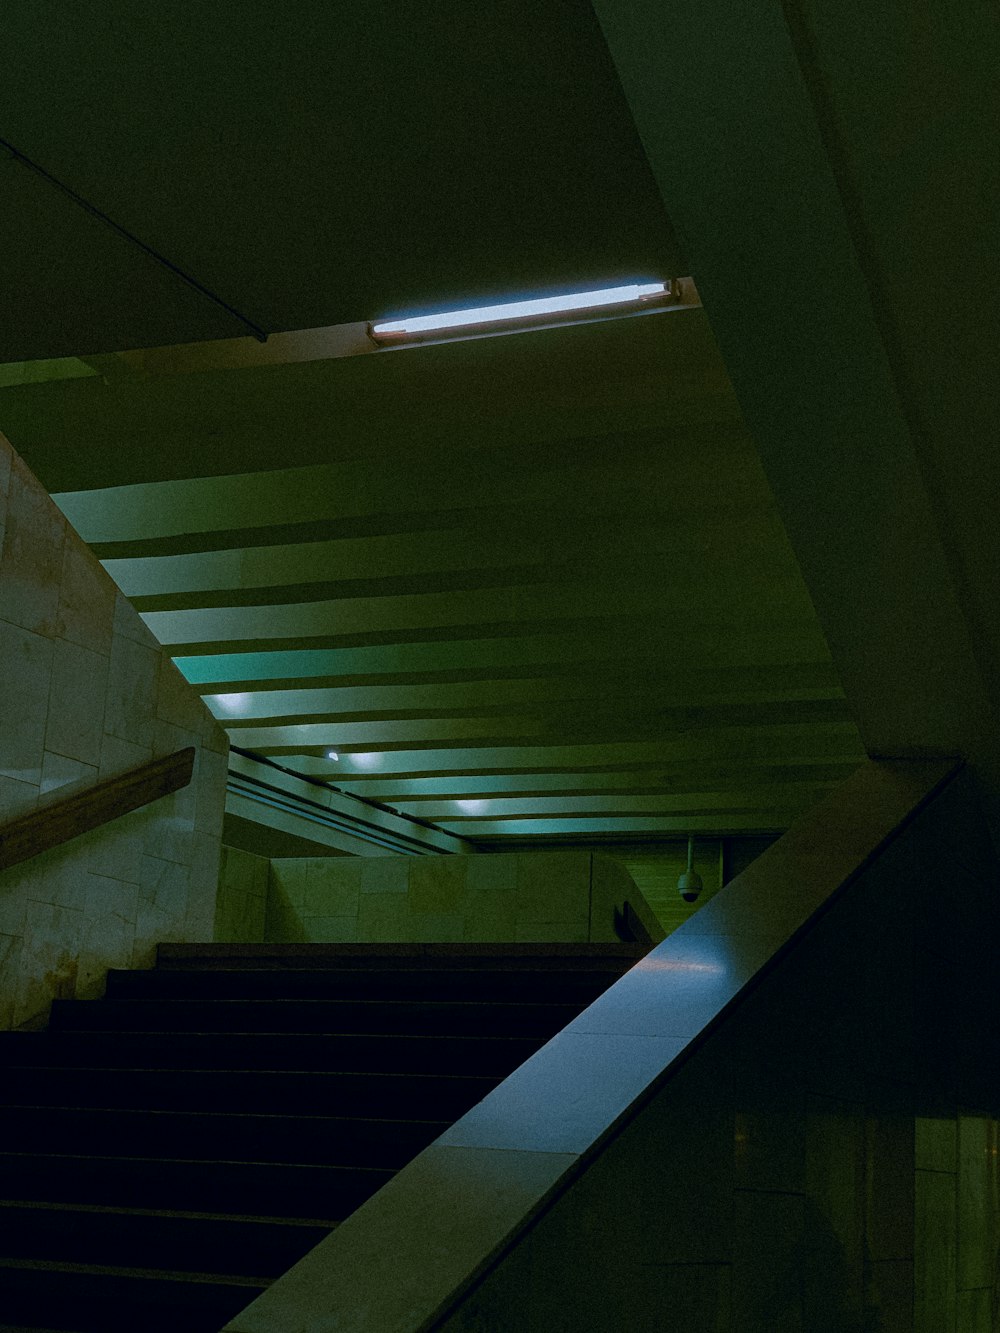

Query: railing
[224,757,974,1333]
[0,747,195,873]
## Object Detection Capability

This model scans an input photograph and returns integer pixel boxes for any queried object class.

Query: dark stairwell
[0,941,643,1332]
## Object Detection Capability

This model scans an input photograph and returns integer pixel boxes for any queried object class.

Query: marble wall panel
[0,432,228,1029]
[260,851,655,945]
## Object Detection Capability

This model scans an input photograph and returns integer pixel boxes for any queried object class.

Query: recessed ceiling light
[326,750,339,761]
[210,692,252,716]
[369,281,675,344]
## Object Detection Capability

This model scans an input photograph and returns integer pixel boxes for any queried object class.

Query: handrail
[0,747,196,873]
[224,758,964,1333]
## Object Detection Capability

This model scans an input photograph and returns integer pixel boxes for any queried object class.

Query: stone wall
[265,851,662,945]
[215,845,269,942]
[0,434,229,1028]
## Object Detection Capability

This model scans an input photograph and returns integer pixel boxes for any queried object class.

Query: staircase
[0,942,643,1332]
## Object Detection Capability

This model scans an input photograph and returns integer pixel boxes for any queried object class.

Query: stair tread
[0,943,607,1331]
[0,1198,339,1228]
[158,942,643,958]
[0,1149,391,1172]
[0,1104,449,1127]
[0,1256,269,1287]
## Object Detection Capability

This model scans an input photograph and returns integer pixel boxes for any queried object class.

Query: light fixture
[369,280,678,345]
[678,834,703,904]
[326,750,339,761]
[455,798,488,814]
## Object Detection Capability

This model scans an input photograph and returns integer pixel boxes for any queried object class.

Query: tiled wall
[431,770,1000,1332]
[215,845,269,942]
[264,851,661,944]
[0,435,229,1029]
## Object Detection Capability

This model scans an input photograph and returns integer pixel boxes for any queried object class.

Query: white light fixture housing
[369,280,683,346]
[325,750,339,761]
[678,834,703,904]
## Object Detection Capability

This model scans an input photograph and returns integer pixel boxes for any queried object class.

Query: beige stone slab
[357,892,410,942]
[462,890,515,942]
[0,437,11,505]
[406,912,464,943]
[803,1093,865,1328]
[302,913,355,942]
[731,1189,805,1331]
[14,900,86,1026]
[733,1060,806,1195]
[438,1029,688,1155]
[360,856,409,893]
[0,454,66,637]
[0,620,53,786]
[39,751,99,799]
[0,774,39,823]
[956,1287,992,1333]
[915,1112,956,1173]
[76,893,137,998]
[914,1168,957,1332]
[44,637,109,767]
[514,920,588,943]
[409,856,466,914]
[516,851,590,924]
[55,529,115,658]
[86,812,146,886]
[866,1105,916,1263]
[194,746,228,837]
[0,932,23,1030]
[21,842,88,911]
[863,1260,914,1333]
[957,1114,996,1291]
[0,869,28,937]
[223,1144,578,1333]
[156,654,210,732]
[113,590,161,649]
[99,732,153,781]
[104,633,159,741]
[465,854,516,892]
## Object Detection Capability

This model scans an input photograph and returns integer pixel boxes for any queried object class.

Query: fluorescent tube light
[370,280,674,344]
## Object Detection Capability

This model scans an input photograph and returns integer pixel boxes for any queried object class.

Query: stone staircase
[0,942,643,1332]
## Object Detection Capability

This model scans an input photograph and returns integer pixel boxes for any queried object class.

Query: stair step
[0,1065,496,1117]
[0,1029,539,1076]
[0,1198,333,1279]
[0,1151,394,1217]
[0,1105,447,1168]
[156,941,644,969]
[0,942,617,1331]
[50,996,579,1038]
[106,964,629,1003]
[0,1256,266,1333]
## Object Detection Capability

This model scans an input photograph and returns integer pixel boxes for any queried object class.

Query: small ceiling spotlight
[325,750,339,761]
[678,834,703,904]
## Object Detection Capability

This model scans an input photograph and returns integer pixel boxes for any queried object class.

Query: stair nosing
[0,1255,271,1287]
[0,1198,340,1228]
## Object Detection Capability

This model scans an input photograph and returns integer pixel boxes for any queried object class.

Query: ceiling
[0,1,865,844]
[0,0,681,360]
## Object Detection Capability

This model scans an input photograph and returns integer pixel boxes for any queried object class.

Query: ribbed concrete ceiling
[0,2,866,842]
[3,309,863,841]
